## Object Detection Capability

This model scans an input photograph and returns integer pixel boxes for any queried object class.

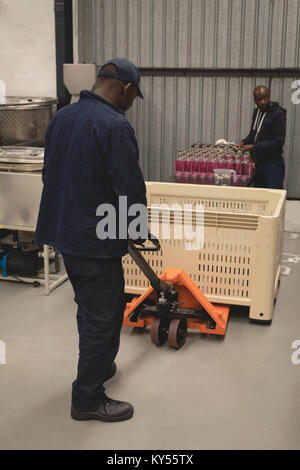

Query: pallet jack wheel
[168,319,187,349]
[150,317,170,346]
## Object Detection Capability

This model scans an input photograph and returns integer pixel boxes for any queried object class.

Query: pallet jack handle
[128,235,171,296]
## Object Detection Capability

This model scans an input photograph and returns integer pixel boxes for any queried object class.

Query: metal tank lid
[0,97,57,109]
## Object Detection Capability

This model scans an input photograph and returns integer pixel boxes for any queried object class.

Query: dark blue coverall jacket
[35,90,147,257]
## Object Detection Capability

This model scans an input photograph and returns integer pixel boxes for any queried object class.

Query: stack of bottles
[175,142,256,186]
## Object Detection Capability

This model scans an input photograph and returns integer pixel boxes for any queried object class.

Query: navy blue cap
[97,58,143,99]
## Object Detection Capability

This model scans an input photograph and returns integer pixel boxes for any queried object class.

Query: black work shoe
[104,362,117,382]
[71,395,134,422]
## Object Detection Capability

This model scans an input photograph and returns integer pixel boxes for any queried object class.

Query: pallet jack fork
[123,237,230,349]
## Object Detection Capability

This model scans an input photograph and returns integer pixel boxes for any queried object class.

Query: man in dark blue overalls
[236,86,286,189]
[35,59,147,422]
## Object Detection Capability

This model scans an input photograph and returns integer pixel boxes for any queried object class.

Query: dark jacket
[242,101,286,164]
[35,90,147,258]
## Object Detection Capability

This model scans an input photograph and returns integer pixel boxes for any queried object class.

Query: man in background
[35,58,147,422]
[236,85,286,189]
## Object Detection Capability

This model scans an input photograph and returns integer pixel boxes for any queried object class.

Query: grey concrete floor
[0,202,300,450]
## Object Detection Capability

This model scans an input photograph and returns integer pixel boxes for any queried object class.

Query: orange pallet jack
[123,236,230,349]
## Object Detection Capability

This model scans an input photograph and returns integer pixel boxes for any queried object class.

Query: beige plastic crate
[123,182,286,321]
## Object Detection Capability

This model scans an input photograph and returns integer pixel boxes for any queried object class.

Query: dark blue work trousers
[254,158,285,189]
[62,254,125,410]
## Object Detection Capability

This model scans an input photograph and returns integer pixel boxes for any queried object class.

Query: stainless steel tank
[0,97,57,146]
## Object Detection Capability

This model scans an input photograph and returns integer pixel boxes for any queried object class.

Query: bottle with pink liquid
[182,151,192,183]
[190,153,199,184]
[234,153,242,175]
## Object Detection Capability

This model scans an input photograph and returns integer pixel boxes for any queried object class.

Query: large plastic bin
[123,182,286,321]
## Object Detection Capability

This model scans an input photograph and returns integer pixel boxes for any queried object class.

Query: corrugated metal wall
[76,0,300,197]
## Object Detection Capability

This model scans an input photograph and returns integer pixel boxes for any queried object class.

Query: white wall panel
[0,0,56,96]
